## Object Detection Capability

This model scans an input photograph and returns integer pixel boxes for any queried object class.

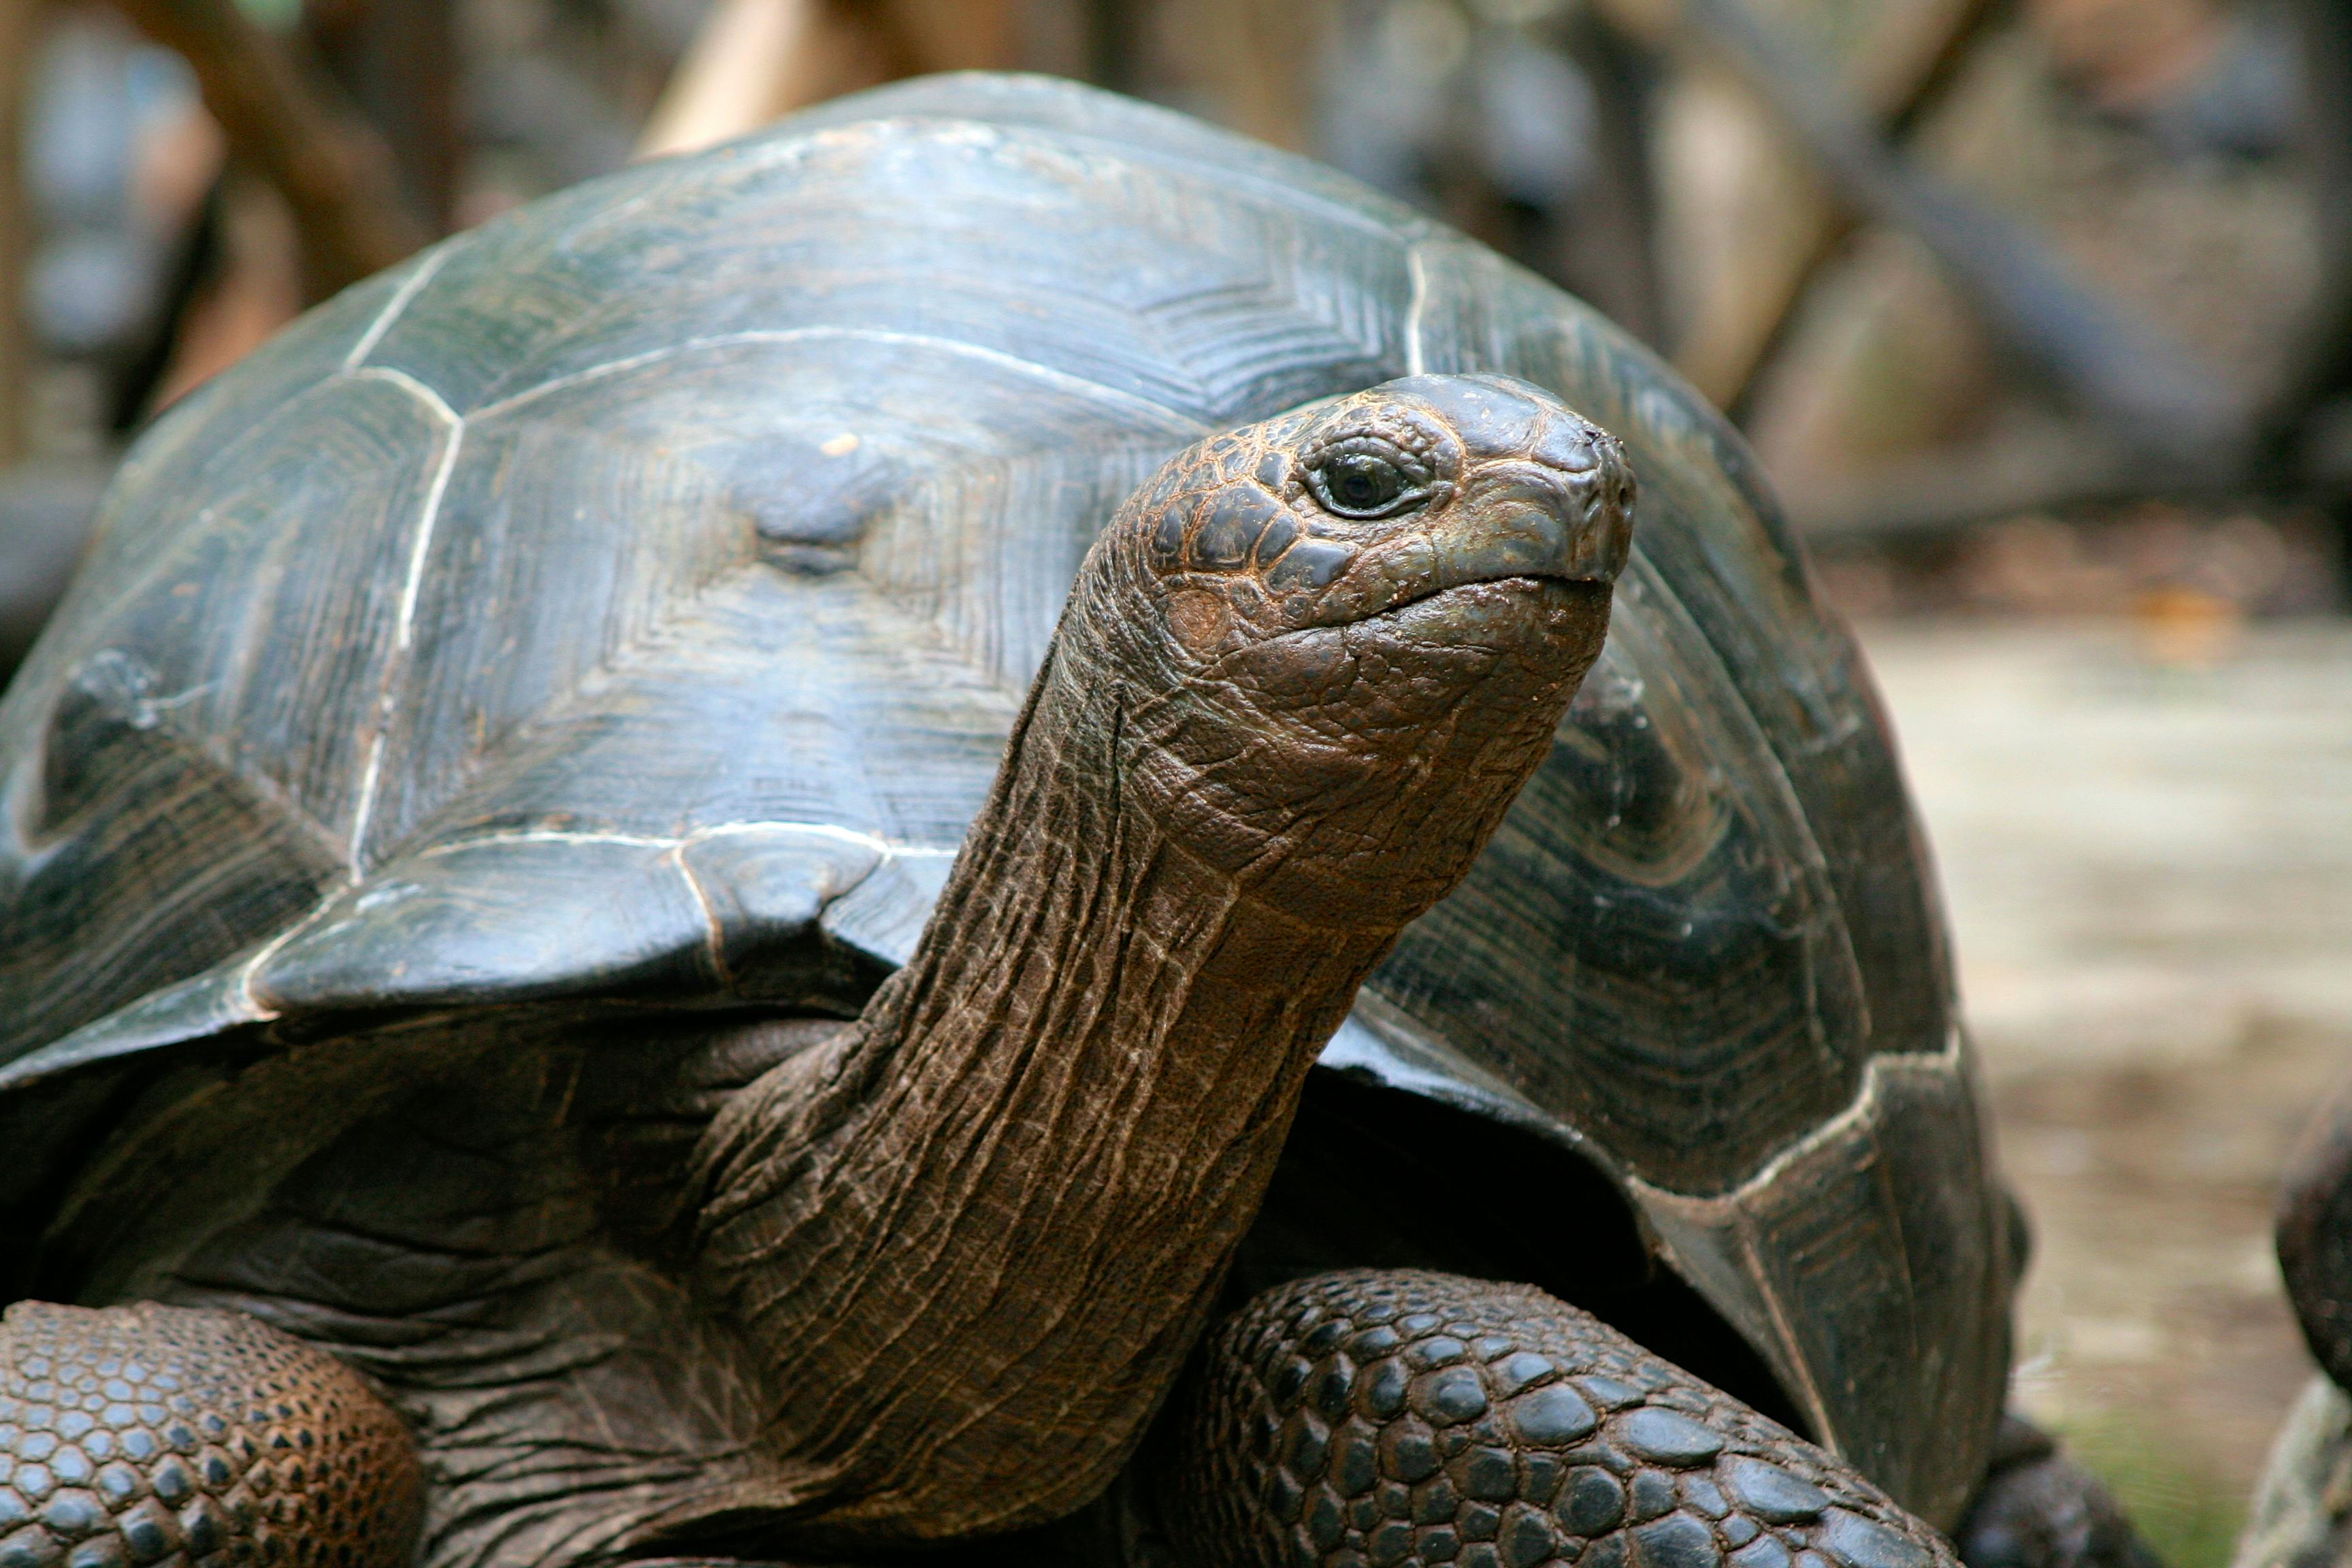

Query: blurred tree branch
[2265,0,2352,451]
[307,0,459,229]
[1648,0,1999,414]
[1602,0,2240,472]
[0,0,35,460]
[108,0,431,293]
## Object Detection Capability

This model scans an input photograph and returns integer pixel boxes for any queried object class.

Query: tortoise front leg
[0,1302,422,1568]
[1152,1270,1955,1568]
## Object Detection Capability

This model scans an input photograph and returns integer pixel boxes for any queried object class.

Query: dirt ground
[1855,618,2352,1567]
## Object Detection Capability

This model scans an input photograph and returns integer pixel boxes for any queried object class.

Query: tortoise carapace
[0,74,2004,1568]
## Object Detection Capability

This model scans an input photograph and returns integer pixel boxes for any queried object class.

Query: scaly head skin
[1069,372,1631,925]
[688,374,1633,1546]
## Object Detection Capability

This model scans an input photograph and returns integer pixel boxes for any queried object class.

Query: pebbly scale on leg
[1156,1271,1957,1568]
[0,1303,421,1568]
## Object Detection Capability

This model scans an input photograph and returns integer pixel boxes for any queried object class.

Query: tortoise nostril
[1529,408,1617,479]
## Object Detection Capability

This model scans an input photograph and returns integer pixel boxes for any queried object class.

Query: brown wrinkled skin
[689,374,1632,1544]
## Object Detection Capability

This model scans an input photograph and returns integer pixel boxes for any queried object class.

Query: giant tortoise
[0,73,2026,1568]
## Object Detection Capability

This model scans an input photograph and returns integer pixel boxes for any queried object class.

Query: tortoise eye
[1320,456,1401,514]
[1307,444,1426,519]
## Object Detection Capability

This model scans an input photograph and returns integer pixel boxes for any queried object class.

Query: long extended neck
[689,641,1394,1543]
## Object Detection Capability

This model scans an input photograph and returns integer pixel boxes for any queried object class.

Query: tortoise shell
[0,75,2008,1528]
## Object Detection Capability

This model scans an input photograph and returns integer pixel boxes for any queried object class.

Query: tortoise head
[1063,372,1635,927]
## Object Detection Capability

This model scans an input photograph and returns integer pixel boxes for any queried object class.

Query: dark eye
[1309,451,1418,518]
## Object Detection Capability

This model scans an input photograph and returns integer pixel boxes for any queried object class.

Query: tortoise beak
[1438,458,1633,591]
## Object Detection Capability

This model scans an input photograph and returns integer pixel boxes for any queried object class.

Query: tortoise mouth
[1315,572,1607,636]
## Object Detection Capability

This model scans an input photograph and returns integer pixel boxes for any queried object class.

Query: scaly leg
[1153,1270,1957,1568]
[0,1302,422,1568]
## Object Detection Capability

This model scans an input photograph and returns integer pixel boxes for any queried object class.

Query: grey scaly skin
[0,375,1945,1568]
[2232,1075,2352,1568]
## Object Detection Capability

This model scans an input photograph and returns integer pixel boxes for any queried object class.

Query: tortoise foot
[1154,1269,1957,1568]
[0,1302,423,1568]
[1952,1417,2161,1568]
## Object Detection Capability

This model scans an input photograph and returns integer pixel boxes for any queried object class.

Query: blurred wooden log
[1550,11,1668,344]
[639,0,833,155]
[0,0,36,461]
[108,0,431,293]
[638,0,1015,159]
[1182,0,1331,152]
[1784,424,2215,541]
[468,53,636,187]
[877,0,1017,74]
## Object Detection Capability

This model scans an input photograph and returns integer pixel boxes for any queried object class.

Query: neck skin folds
[682,375,1624,1548]
[688,623,1398,1544]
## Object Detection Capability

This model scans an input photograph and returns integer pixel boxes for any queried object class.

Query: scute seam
[402,821,958,860]
[347,364,459,426]
[469,327,1215,434]
[343,244,453,370]
[347,417,467,864]
[1624,1034,1964,1209]
[1730,1213,1837,1456]
[668,843,734,987]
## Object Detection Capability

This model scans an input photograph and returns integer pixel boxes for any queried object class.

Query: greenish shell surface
[0,74,2006,1526]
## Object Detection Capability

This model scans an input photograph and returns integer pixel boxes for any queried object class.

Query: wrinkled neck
[689,631,1394,1544]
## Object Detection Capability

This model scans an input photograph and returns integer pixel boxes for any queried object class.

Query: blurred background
[0,0,2347,1560]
